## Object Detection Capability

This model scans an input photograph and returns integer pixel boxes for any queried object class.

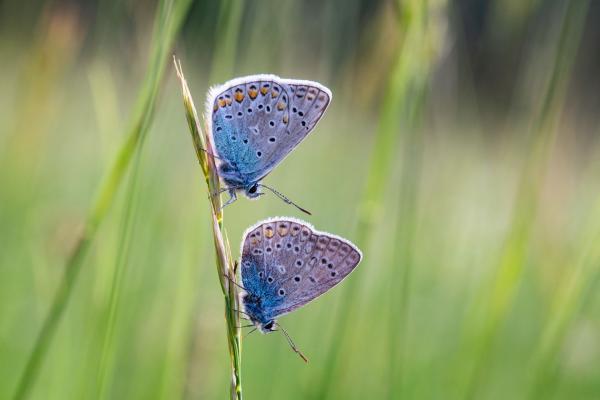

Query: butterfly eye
[264,321,274,330]
[248,185,258,194]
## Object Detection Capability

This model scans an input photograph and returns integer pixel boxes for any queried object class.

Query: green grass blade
[456,1,591,397]
[11,1,193,398]
[313,1,445,397]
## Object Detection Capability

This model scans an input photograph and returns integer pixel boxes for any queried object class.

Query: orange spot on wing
[249,89,258,99]
[260,87,269,95]
[218,98,226,107]
[235,91,244,102]
[265,226,274,238]
[277,224,289,236]
[277,102,285,111]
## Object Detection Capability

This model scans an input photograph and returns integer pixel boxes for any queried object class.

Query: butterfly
[238,217,362,360]
[205,75,332,214]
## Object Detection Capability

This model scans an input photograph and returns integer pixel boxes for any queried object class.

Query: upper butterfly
[205,75,332,213]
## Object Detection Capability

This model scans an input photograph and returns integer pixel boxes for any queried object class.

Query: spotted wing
[240,218,362,321]
[206,75,331,184]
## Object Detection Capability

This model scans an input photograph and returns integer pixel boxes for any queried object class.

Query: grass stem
[174,59,243,400]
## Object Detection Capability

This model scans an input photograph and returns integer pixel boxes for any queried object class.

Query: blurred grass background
[1,0,600,399]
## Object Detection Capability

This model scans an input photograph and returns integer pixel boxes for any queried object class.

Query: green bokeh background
[1,0,600,398]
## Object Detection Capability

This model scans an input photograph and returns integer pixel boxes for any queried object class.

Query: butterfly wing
[206,75,331,184]
[240,218,362,321]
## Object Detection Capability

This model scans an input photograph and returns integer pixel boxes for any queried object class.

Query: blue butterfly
[206,75,332,214]
[238,217,362,360]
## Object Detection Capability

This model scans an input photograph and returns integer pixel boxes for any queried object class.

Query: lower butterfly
[236,217,362,361]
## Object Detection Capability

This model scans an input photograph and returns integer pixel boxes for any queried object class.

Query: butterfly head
[258,320,277,334]
[243,183,263,199]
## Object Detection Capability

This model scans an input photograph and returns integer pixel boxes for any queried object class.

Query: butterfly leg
[221,189,238,210]
[231,309,251,321]
[223,272,249,293]
[208,186,231,199]
[244,327,258,338]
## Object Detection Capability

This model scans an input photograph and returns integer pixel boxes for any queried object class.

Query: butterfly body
[240,292,278,333]
[206,75,332,204]
[239,218,362,334]
[212,113,261,197]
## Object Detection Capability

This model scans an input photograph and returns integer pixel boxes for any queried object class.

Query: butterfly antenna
[275,323,309,363]
[258,184,312,215]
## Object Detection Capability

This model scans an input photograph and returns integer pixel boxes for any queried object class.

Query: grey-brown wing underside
[208,76,331,183]
[241,218,362,319]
